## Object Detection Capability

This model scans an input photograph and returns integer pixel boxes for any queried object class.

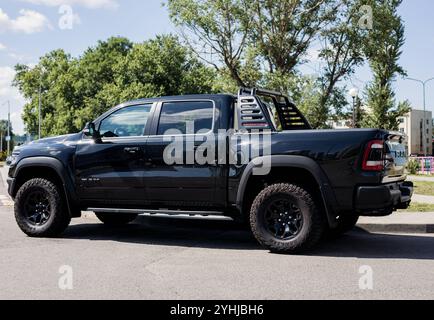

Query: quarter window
[99,104,152,138]
[157,101,214,135]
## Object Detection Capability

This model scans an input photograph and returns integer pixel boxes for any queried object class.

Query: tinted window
[99,104,152,138]
[157,101,214,135]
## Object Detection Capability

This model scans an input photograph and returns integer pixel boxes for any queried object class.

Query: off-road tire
[95,213,138,226]
[250,183,326,254]
[15,178,71,237]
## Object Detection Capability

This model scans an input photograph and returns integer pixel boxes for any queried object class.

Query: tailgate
[384,132,407,181]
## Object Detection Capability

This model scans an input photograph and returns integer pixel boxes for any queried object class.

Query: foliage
[317,0,367,128]
[14,35,216,137]
[167,0,334,80]
[13,1,409,133]
[167,0,373,128]
[0,151,7,162]
[167,0,250,86]
[406,159,420,175]
[362,0,410,130]
[247,0,335,74]
[0,120,14,153]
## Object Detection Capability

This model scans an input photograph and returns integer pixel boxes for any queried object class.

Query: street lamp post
[349,88,359,129]
[406,77,434,156]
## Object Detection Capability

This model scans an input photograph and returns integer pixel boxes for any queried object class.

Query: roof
[122,93,235,106]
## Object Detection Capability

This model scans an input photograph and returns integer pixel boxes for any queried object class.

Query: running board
[87,208,225,217]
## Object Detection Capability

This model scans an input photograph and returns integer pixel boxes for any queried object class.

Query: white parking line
[1,200,13,207]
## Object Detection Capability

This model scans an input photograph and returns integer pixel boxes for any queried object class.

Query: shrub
[406,159,420,175]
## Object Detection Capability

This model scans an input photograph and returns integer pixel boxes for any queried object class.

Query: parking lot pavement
[1,204,434,300]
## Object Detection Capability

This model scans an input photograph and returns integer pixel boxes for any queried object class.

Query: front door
[74,103,153,207]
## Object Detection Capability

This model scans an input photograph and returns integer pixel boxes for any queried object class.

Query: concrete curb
[358,223,434,234]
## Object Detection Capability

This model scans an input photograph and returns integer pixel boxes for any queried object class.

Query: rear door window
[157,101,214,135]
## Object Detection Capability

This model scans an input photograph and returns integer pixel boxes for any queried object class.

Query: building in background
[326,119,352,130]
[398,109,433,156]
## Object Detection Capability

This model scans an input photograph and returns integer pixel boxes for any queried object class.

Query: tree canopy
[167,0,409,129]
[13,1,409,134]
[14,35,216,137]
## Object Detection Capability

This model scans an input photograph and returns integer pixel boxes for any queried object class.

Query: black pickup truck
[7,88,413,253]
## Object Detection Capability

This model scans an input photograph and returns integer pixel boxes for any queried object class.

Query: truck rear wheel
[15,178,71,237]
[95,213,138,226]
[250,183,325,254]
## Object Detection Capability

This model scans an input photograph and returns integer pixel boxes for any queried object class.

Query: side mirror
[83,122,101,141]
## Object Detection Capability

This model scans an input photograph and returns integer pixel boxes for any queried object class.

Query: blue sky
[0,0,433,135]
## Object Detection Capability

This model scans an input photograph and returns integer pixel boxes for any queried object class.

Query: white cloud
[0,66,26,135]
[0,43,6,51]
[0,8,51,34]
[20,0,119,9]
[0,67,17,98]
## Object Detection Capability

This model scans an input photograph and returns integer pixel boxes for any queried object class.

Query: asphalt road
[1,204,434,300]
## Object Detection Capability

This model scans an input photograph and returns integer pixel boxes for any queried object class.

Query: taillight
[362,140,385,171]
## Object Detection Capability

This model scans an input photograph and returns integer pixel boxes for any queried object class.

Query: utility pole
[1,101,11,156]
[406,77,434,156]
[38,81,42,140]
[7,100,10,157]
[349,88,359,129]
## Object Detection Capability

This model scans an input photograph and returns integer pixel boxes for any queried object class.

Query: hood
[29,132,82,146]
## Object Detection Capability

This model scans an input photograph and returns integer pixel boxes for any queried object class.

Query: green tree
[316,0,366,128]
[14,35,215,137]
[248,0,334,74]
[167,0,250,86]
[362,0,410,130]
[0,120,13,152]
[167,0,334,85]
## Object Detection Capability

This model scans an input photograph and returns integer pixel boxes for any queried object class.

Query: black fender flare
[11,157,78,216]
[236,155,339,227]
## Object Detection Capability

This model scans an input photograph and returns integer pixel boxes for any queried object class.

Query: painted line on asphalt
[0,194,13,207]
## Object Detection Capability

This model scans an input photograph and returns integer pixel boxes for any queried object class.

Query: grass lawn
[399,203,434,213]
[413,181,434,196]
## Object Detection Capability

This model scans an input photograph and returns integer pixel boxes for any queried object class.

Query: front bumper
[355,181,413,216]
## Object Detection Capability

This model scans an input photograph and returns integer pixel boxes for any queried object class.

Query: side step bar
[87,208,225,217]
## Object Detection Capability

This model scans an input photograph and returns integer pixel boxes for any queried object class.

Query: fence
[410,157,434,175]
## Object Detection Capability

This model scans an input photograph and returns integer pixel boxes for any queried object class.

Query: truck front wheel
[15,178,71,237]
[250,183,325,254]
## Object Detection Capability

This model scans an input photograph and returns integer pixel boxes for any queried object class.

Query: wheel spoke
[264,198,303,241]
[23,189,51,226]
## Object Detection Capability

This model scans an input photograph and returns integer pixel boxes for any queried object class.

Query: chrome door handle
[124,147,140,154]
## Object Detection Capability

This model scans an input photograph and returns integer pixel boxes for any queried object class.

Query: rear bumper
[355,181,413,216]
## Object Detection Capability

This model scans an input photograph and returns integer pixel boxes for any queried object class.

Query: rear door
[144,99,221,207]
